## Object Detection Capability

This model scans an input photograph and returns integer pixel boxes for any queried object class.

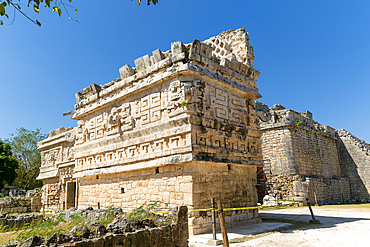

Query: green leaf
[34,0,40,6]
[69,0,72,2]
[33,4,39,13]
[0,20,3,25]
[52,6,57,12]
[57,7,62,17]
[138,0,142,5]
[74,7,78,14]
[44,0,51,8]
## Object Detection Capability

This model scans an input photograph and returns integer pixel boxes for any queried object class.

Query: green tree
[0,0,158,26]
[0,140,19,191]
[5,128,48,190]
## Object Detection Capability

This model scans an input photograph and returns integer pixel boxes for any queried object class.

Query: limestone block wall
[77,163,193,210]
[266,174,350,204]
[261,126,341,177]
[77,162,260,235]
[290,127,341,177]
[337,129,370,200]
[259,103,348,204]
[189,162,260,235]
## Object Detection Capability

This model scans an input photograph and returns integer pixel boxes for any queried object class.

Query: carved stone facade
[38,127,76,210]
[38,29,263,234]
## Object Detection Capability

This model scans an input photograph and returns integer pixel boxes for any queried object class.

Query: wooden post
[216,198,229,247]
[307,198,320,224]
[63,201,65,209]
[211,198,217,240]
[98,202,100,210]
[42,204,45,218]
[314,192,318,206]
[75,179,79,209]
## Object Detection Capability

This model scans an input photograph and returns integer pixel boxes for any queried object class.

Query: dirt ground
[192,205,370,247]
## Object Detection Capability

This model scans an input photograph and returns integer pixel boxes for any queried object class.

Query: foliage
[128,199,160,220]
[96,205,117,225]
[138,0,158,5]
[0,0,158,26]
[4,128,48,190]
[0,140,19,191]
[295,120,303,126]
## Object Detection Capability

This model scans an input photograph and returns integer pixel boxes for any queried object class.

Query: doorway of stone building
[66,181,76,209]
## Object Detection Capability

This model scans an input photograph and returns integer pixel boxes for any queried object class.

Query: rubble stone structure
[37,29,263,235]
[258,103,370,204]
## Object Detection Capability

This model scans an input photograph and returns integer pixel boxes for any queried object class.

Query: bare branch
[8,0,41,26]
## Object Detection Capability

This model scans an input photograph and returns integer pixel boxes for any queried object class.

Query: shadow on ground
[260,211,370,234]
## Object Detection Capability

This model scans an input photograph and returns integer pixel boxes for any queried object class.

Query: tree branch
[8,0,41,26]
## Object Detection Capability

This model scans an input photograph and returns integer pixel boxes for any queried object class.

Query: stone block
[189,39,201,55]
[119,64,135,79]
[152,49,164,63]
[143,55,152,68]
[161,225,172,246]
[92,238,104,247]
[171,41,185,55]
[113,234,126,247]
[220,57,231,68]
[149,228,162,247]
[134,57,145,72]
[136,229,150,247]
[208,239,223,246]
[126,232,137,247]
[200,43,212,58]
[172,53,186,63]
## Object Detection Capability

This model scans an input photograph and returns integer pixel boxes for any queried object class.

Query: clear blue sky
[1,0,369,143]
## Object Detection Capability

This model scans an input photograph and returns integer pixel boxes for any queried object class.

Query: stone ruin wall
[38,127,76,210]
[38,28,264,235]
[337,129,370,200]
[259,103,353,204]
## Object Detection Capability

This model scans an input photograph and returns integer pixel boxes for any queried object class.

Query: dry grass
[317,203,370,210]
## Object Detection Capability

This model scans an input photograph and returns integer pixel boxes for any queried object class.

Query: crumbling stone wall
[259,103,351,204]
[337,129,370,201]
[0,213,43,232]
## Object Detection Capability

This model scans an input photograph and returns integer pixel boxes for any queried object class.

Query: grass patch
[0,207,116,245]
[317,203,370,209]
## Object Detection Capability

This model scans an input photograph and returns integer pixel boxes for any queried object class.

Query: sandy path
[192,206,370,247]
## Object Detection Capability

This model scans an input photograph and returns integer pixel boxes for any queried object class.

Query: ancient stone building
[37,29,263,234]
[257,103,370,204]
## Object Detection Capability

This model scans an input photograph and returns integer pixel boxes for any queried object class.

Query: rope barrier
[151,200,310,214]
